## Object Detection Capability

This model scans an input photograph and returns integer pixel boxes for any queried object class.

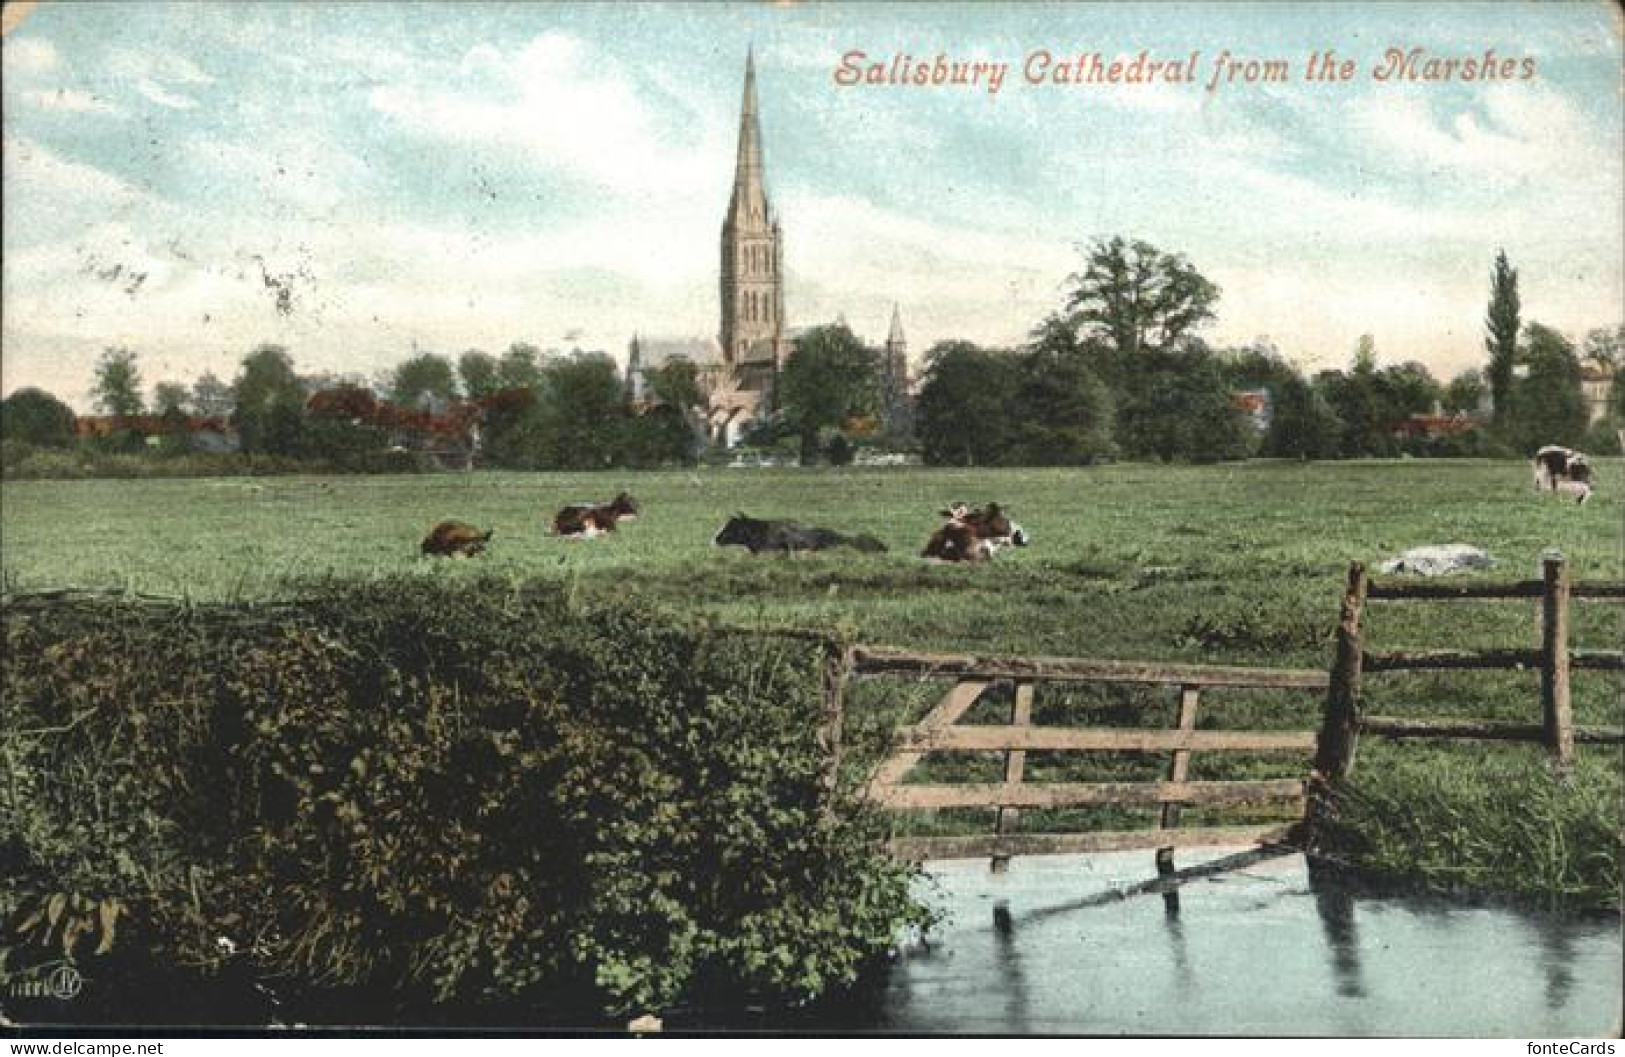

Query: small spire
[887,303,905,346]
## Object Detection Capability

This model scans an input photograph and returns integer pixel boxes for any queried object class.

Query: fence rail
[1314,553,1625,785]
[854,648,1321,867]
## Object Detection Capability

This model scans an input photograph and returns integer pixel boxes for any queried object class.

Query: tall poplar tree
[1485,249,1521,429]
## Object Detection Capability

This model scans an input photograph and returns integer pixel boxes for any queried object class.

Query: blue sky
[3,1,1621,408]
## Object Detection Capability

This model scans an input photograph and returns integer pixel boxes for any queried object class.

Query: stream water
[828,848,1622,1036]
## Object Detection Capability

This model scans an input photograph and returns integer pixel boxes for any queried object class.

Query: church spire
[727,46,769,228]
[887,303,906,347]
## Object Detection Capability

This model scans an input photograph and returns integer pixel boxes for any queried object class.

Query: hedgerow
[0,580,926,1023]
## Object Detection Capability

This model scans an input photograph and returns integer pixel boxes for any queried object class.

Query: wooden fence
[1315,552,1625,788]
[852,645,1325,866]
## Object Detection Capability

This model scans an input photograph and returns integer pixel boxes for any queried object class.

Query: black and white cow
[921,502,1029,563]
[713,514,887,555]
[1532,446,1593,505]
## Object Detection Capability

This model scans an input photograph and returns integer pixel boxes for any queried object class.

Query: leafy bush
[0,581,925,1022]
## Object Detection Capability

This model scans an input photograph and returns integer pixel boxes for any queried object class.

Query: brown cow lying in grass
[553,492,639,538]
[922,502,1029,563]
[421,520,494,557]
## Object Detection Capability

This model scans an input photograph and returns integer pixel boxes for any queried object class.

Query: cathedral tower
[719,49,784,388]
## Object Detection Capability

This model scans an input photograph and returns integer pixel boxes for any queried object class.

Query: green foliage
[1,582,926,1018]
[457,350,500,400]
[151,382,190,416]
[1265,375,1342,459]
[1504,322,1588,452]
[647,358,704,412]
[1116,347,1256,463]
[233,345,307,456]
[1063,236,1220,359]
[91,348,145,419]
[390,352,459,409]
[541,352,626,469]
[618,405,698,468]
[498,344,545,392]
[915,341,1020,466]
[1485,249,1521,429]
[779,326,880,466]
[1317,747,1622,908]
[1005,343,1115,465]
[1,388,77,448]
[190,372,235,419]
[1443,368,1487,414]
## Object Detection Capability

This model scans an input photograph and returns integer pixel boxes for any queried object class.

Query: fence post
[1307,562,1368,842]
[1156,684,1202,912]
[991,680,1034,874]
[1316,561,1369,782]
[819,639,854,820]
[1541,552,1574,772]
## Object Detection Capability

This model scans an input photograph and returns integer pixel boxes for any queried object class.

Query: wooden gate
[852,645,1327,865]
[1314,551,1625,785]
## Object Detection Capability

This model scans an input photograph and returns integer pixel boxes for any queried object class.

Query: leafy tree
[778,324,878,465]
[1443,369,1488,415]
[91,347,144,419]
[498,343,545,392]
[618,404,697,468]
[151,381,190,415]
[1485,249,1520,429]
[916,341,1020,466]
[1505,323,1586,451]
[190,371,235,418]
[457,350,500,400]
[647,357,703,411]
[232,344,307,455]
[540,352,626,469]
[1,387,78,447]
[1116,346,1255,463]
[1582,326,1622,370]
[1063,237,1220,368]
[1264,375,1342,460]
[1006,328,1114,464]
[390,352,458,410]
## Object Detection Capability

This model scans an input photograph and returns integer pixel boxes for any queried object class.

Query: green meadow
[4,460,1621,901]
[2,459,1619,661]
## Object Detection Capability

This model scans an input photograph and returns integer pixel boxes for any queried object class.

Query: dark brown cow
[553,492,639,538]
[922,502,1029,563]
[421,520,494,557]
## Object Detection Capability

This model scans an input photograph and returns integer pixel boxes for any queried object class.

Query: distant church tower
[881,304,913,437]
[719,49,785,395]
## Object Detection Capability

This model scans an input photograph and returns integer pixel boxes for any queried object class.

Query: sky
[3,1,1622,409]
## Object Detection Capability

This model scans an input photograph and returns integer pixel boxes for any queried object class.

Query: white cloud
[370,31,730,198]
[4,35,57,74]
[23,87,121,114]
[1,135,146,212]
[135,78,198,110]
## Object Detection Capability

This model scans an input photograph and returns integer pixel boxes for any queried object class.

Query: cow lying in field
[421,520,494,557]
[922,502,1029,563]
[1532,446,1593,504]
[553,492,639,538]
[713,514,887,555]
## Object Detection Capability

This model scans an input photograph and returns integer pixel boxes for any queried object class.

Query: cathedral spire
[887,303,906,348]
[727,46,769,228]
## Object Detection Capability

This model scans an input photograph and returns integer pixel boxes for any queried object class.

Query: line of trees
[2,341,705,472]
[900,238,1622,466]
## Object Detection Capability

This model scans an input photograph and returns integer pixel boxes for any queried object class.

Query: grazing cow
[712,514,887,555]
[553,492,639,538]
[922,502,1030,563]
[421,520,494,557]
[1532,446,1594,504]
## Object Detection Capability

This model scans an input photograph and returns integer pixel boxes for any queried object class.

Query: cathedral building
[626,52,912,448]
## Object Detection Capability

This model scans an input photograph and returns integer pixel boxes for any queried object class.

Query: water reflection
[1310,879,1367,999]
[875,850,1621,1035]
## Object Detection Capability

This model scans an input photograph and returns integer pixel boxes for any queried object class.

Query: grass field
[4,460,1622,901]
